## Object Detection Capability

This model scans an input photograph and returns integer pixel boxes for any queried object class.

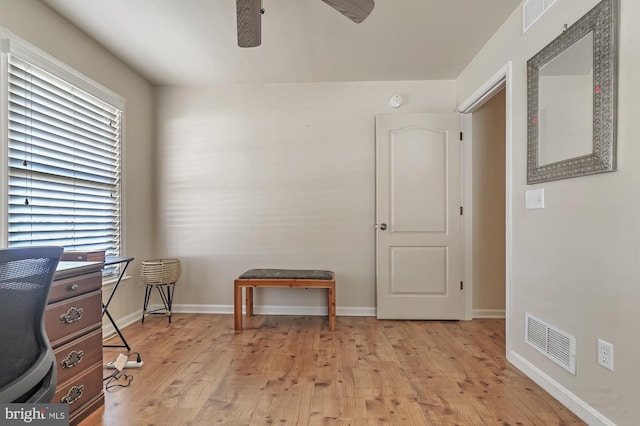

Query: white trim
[505,63,514,357]
[457,61,513,351]
[166,304,377,317]
[107,304,376,344]
[1,33,123,109]
[508,350,615,426]
[336,306,376,317]
[473,309,506,318]
[102,309,142,342]
[461,113,473,321]
[170,304,234,314]
[118,104,127,259]
[457,63,511,113]
[0,41,8,248]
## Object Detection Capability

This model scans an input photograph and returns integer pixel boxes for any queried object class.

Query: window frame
[0,31,126,268]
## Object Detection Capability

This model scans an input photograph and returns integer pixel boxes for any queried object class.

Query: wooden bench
[234,269,336,331]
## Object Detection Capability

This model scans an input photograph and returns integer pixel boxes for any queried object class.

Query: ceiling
[38,0,521,86]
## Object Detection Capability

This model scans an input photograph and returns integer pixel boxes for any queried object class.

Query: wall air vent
[523,0,557,33]
[525,313,576,375]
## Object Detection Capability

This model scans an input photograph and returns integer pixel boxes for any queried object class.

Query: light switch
[525,188,545,209]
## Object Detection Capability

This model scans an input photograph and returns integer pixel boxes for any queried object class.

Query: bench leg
[234,282,242,330]
[328,284,336,332]
[246,287,254,317]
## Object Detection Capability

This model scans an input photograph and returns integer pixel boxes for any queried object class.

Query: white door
[376,113,463,319]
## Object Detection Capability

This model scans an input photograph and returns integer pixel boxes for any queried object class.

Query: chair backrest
[0,246,63,403]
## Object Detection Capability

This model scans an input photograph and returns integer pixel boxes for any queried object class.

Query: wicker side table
[140,258,181,324]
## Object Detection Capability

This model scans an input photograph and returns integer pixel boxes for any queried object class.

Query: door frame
[457,62,513,351]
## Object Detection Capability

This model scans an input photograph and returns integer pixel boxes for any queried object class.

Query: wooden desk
[47,261,104,425]
[234,269,336,331]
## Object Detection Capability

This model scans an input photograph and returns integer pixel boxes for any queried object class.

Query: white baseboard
[170,304,233,314]
[336,306,376,317]
[508,350,615,426]
[102,309,143,343]
[473,308,506,318]
[169,303,376,317]
[104,304,376,340]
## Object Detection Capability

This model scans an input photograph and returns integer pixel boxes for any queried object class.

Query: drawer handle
[61,350,84,368]
[60,307,83,324]
[61,385,84,404]
[70,284,79,291]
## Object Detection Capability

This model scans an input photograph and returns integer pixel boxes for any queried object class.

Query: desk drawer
[54,328,103,385]
[54,362,103,415]
[46,290,102,348]
[49,271,102,303]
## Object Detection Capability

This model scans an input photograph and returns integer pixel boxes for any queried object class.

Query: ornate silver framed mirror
[527,0,618,184]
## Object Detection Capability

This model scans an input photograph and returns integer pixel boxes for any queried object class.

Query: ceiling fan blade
[236,0,262,48]
[321,0,375,24]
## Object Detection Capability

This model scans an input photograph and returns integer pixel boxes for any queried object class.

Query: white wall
[457,1,640,424]
[155,81,456,312]
[0,0,157,325]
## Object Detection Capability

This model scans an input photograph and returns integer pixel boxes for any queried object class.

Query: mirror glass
[538,32,593,166]
[527,0,617,184]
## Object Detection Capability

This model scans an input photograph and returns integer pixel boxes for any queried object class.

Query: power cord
[103,369,133,391]
[103,352,142,390]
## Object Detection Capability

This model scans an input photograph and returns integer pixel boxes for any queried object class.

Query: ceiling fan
[236,0,375,48]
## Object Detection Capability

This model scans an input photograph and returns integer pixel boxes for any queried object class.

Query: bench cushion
[238,269,333,280]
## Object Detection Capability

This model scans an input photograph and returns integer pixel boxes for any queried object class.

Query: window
[3,37,124,262]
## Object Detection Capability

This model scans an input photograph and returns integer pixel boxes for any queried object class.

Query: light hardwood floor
[81,314,584,425]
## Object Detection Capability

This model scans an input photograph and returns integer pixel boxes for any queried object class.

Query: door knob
[379,223,387,230]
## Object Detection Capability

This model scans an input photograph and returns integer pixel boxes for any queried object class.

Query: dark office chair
[0,246,63,403]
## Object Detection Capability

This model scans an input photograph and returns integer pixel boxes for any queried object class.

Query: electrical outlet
[525,188,545,209]
[597,339,614,371]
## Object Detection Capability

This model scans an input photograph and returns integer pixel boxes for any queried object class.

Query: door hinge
[460,281,464,290]
[460,206,463,215]
[460,131,463,141]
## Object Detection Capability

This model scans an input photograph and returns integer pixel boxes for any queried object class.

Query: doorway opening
[458,62,513,352]
[469,88,506,318]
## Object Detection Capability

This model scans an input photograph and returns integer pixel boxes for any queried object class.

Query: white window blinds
[7,54,122,256]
